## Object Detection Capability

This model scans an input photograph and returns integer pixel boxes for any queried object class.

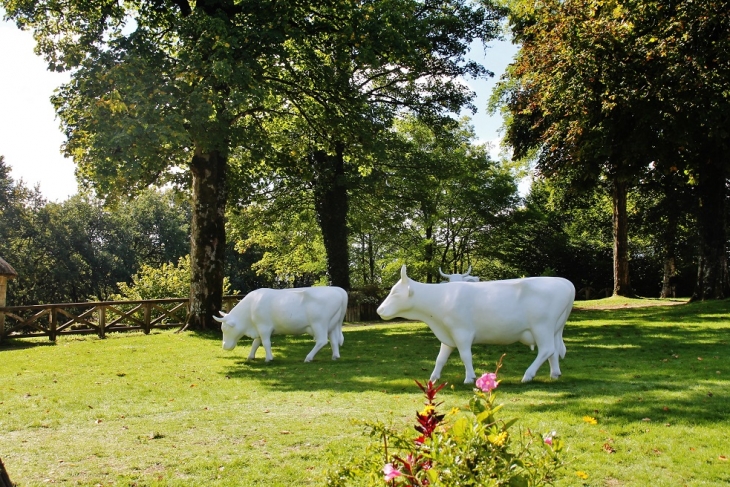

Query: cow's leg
[247,338,261,360]
[456,344,477,384]
[329,328,341,360]
[547,351,561,379]
[305,328,329,362]
[547,330,565,379]
[522,330,556,382]
[261,334,275,362]
[430,343,454,382]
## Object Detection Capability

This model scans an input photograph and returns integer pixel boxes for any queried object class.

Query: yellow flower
[575,471,589,479]
[420,404,435,416]
[447,407,460,416]
[488,431,508,446]
[582,416,598,425]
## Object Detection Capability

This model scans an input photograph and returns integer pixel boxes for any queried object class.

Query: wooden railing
[0,296,242,342]
[0,296,381,342]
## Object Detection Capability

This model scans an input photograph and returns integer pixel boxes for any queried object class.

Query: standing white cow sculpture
[377,266,575,383]
[439,266,480,282]
[214,286,348,362]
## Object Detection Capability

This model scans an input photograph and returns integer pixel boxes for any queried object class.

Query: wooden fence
[0,296,242,342]
[0,297,381,342]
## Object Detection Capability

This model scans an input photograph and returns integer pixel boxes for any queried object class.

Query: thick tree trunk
[661,256,677,298]
[0,457,13,487]
[312,146,350,290]
[186,148,227,330]
[692,157,729,301]
[612,178,634,296]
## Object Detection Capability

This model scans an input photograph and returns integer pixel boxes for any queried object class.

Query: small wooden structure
[0,257,18,340]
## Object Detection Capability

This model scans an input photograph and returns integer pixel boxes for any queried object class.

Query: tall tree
[639,0,730,299]
[1,0,348,327]
[494,0,665,296]
[240,0,505,289]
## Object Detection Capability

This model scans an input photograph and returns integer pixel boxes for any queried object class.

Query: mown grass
[1,298,729,486]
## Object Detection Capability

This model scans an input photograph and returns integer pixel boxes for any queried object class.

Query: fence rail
[0,296,381,342]
[0,296,243,342]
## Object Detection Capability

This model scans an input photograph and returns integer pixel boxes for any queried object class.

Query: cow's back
[438,277,574,344]
[250,287,346,333]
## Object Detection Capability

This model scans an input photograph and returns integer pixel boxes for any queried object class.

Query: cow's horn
[400,264,408,280]
[439,267,449,278]
[463,265,472,276]
[213,315,225,323]
[218,310,227,317]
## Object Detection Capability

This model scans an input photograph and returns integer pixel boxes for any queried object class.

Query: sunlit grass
[1,299,729,486]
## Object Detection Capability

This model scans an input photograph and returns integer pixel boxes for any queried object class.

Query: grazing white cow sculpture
[377,266,575,383]
[439,266,480,282]
[214,286,348,362]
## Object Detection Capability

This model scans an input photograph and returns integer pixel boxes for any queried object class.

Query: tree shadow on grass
[0,337,57,351]
[210,309,729,424]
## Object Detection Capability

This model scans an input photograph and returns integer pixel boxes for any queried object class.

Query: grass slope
[0,299,728,486]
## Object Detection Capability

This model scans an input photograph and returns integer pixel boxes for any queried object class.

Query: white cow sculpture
[377,266,575,383]
[214,286,348,362]
[439,266,480,282]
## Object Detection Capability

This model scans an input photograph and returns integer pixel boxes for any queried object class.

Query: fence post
[143,303,151,334]
[98,306,106,339]
[49,307,57,342]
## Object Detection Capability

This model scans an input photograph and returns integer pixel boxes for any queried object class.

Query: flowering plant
[327,355,566,486]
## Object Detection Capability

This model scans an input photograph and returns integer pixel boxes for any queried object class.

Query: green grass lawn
[1,298,729,486]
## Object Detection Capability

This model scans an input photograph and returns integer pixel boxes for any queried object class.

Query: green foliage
[114,255,234,300]
[350,116,520,286]
[328,361,565,486]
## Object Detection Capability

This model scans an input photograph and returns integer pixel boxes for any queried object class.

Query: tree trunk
[661,256,677,298]
[660,207,679,298]
[424,224,434,283]
[185,148,228,330]
[612,178,634,296]
[367,233,375,284]
[692,156,729,301]
[312,146,350,290]
[0,457,13,487]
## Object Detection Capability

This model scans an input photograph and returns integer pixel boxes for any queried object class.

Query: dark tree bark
[312,146,350,290]
[660,207,680,298]
[185,148,228,330]
[612,178,634,296]
[692,156,729,301]
[0,457,13,487]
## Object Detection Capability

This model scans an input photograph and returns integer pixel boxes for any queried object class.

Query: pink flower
[383,463,403,481]
[544,436,553,446]
[476,372,499,393]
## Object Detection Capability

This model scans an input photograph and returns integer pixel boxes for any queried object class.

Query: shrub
[327,356,566,486]
[113,255,235,300]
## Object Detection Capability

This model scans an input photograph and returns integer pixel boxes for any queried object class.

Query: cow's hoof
[304,358,313,363]
[521,374,534,383]
[464,378,476,385]
[550,373,561,380]
[331,355,340,361]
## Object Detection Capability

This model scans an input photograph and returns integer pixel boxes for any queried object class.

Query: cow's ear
[408,285,414,297]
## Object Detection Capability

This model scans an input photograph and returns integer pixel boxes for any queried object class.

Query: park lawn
[0,298,728,486]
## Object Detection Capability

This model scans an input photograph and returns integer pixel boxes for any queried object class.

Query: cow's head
[213,312,245,350]
[377,265,414,320]
[439,265,478,282]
